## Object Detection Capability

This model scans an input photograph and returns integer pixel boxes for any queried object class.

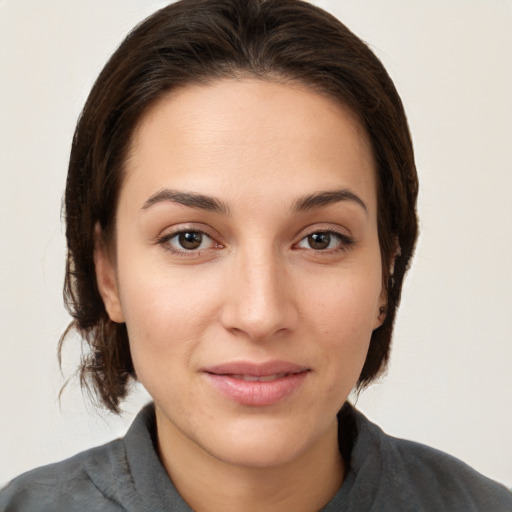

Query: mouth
[226,373,295,382]
[202,361,310,406]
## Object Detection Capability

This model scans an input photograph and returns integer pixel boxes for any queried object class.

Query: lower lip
[204,372,309,406]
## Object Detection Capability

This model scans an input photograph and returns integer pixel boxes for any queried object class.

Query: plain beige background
[1,0,511,487]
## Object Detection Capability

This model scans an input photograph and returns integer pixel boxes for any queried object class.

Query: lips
[229,373,290,382]
[202,361,310,406]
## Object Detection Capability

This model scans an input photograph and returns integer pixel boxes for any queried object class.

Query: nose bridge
[222,241,295,340]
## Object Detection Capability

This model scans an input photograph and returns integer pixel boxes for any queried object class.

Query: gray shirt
[1,403,511,511]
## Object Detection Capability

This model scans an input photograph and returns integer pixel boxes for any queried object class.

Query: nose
[220,246,298,341]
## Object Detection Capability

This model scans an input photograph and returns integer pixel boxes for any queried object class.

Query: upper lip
[202,360,310,377]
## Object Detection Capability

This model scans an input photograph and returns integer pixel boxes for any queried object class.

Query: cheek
[309,268,382,336]
[115,256,222,368]
[302,262,382,377]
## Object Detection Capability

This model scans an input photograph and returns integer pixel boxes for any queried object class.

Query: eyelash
[155,228,354,257]
[155,229,221,256]
[294,229,354,253]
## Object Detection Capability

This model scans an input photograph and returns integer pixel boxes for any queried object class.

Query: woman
[1,0,511,510]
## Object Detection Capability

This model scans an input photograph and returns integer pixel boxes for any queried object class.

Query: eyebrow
[141,189,230,215]
[141,187,367,216]
[292,189,368,215]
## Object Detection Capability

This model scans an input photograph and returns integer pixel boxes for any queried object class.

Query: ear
[389,236,401,277]
[373,288,388,330]
[94,224,125,323]
[373,238,401,330]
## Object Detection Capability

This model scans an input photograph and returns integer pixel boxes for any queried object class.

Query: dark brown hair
[61,0,418,413]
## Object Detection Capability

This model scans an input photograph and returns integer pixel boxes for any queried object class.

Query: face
[96,78,385,469]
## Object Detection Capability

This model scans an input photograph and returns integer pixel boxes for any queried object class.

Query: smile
[229,373,291,382]
[202,361,310,406]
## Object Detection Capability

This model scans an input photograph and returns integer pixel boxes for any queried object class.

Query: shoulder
[389,435,512,509]
[0,439,128,512]
[349,407,512,511]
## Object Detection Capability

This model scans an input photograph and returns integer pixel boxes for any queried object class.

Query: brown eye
[158,229,220,256]
[178,231,204,250]
[307,232,331,250]
[296,230,353,253]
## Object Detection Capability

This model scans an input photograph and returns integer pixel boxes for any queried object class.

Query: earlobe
[373,239,401,330]
[389,237,401,278]
[373,293,387,330]
[94,225,125,323]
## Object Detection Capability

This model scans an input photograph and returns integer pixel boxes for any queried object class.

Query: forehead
[123,78,376,215]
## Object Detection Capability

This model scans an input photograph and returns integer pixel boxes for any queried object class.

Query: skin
[95,78,386,512]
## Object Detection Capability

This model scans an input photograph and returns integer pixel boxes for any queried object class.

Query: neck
[156,411,344,512]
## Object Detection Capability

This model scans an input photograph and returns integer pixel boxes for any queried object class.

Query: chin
[207,435,306,469]
[199,415,333,470]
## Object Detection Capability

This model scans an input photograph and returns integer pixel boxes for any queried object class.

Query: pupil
[308,232,330,250]
[179,232,203,250]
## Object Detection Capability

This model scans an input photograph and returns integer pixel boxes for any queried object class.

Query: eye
[175,231,207,250]
[159,230,218,253]
[296,230,353,251]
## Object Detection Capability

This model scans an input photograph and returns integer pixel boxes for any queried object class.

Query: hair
[61,0,418,413]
